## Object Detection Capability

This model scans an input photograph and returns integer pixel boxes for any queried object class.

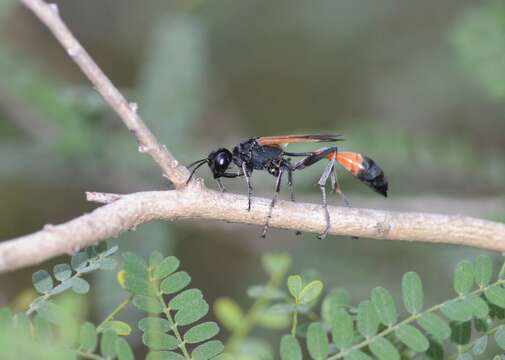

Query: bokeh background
[1,0,504,357]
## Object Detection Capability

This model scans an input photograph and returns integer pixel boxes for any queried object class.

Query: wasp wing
[257,134,343,146]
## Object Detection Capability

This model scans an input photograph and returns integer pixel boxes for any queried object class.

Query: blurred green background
[0,0,504,357]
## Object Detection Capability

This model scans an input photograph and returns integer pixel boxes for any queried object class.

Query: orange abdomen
[326,151,365,176]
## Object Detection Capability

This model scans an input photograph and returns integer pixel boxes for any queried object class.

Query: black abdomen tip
[357,156,389,197]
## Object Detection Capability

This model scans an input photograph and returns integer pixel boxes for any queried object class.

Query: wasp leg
[284,159,302,236]
[216,178,226,192]
[316,152,336,239]
[292,147,338,171]
[241,162,253,211]
[331,165,351,207]
[218,171,243,192]
[261,168,284,238]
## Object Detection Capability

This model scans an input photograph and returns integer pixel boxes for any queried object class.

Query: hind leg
[261,168,284,238]
[316,152,336,239]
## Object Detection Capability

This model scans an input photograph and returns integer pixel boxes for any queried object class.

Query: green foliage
[272,254,505,360]
[5,247,505,359]
[0,243,126,359]
[122,252,223,360]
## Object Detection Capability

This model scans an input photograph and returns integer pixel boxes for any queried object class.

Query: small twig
[19,0,189,188]
[96,294,133,333]
[86,192,123,204]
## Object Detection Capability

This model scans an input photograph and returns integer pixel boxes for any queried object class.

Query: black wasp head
[186,148,233,185]
[208,148,233,178]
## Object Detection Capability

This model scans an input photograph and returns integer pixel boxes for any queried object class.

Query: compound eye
[215,151,231,170]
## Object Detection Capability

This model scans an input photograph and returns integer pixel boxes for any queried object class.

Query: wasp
[187,134,388,239]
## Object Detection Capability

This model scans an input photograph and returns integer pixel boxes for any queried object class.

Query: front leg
[217,171,242,193]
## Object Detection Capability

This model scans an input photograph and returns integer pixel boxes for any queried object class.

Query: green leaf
[101,329,118,357]
[465,294,489,319]
[214,297,244,331]
[331,308,354,350]
[299,280,323,305]
[143,331,179,350]
[371,287,398,326]
[132,295,163,313]
[357,301,379,338]
[184,322,219,344]
[54,263,72,281]
[417,313,451,341]
[261,253,291,275]
[169,289,203,310]
[37,300,63,325]
[496,325,505,350]
[474,255,493,287]
[280,334,302,360]
[402,271,423,314]
[102,245,119,258]
[115,337,134,360]
[450,321,471,345]
[139,317,171,333]
[306,322,329,360]
[369,337,400,360]
[146,352,185,360]
[80,322,97,352]
[499,261,505,280]
[124,274,156,296]
[122,252,148,276]
[174,299,209,326]
[395,324,429,352]
[321,288,351,325]
[32,270,54,294]
[441,299,473,322]
[102,321,132,336]
[71,252,88,271]
[454,260,474,295]
[80,262,101,274]
[160,271,191,294]
[287,275,303,298]
[149,251,164,268]
[344,349,373,360]
[191,340,224,360]
[472,335,488,355]
[152,256,180,280]
[485,284,505,308]
[71,277,90,294]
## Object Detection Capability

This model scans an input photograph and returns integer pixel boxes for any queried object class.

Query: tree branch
[19,0,189,188]
[1,183,504,273]
[4,0,503,274]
